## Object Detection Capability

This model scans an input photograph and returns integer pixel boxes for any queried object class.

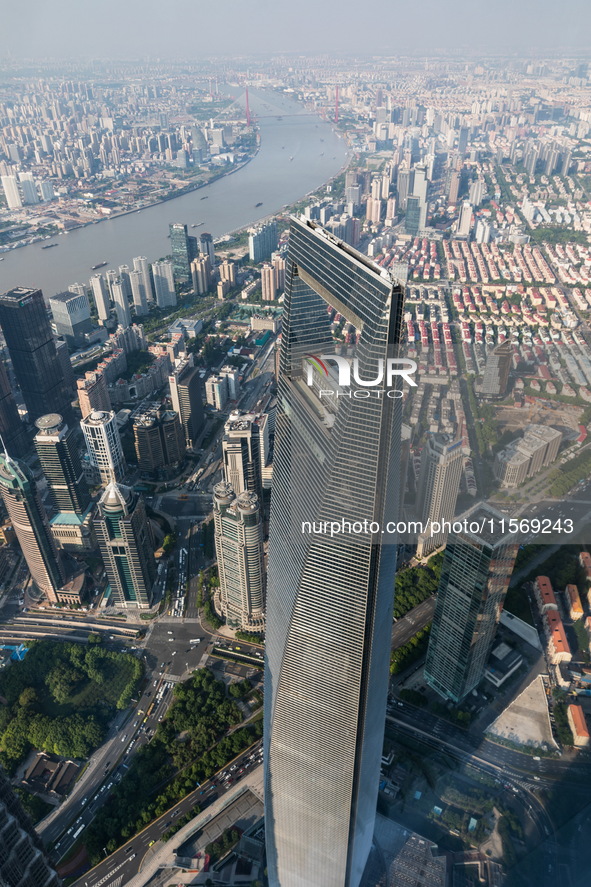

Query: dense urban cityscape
[0,38,591,887]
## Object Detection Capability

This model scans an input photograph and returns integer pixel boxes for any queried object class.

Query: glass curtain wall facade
[264,217,405,887]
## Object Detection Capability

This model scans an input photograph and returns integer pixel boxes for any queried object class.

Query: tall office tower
[132,403,185,474]
[0,454,65,603]
[219,259,236,286]
[249,220,278,263]
[168,358,205,447]
[261,263,277,301]
[458,126,469,154]
[129,269,148,315]
[77,371,110,418]
[469,178,485,207]
[481,341,512,398]
[18,172,39,205]
[265,218,405,887]
[56,339,76,398]
[424,504,518,702]
[0,287,71,423]
[90,274,111,324]
[48,291,93,347]
[152,261,176,308]
[110,278,132,329]
[0,362,28,457]
[34,413,90,514]
[457,201,473,237]
[169,222,194,284]
[191,256,212,295]
[95,482,156,609]
[396,165,413,210]
[213,483,265,630]
[199,231,215,267]
[133,256,155,304]
[81,410,127,485]
[222,410,267,500]
[448,170,460,204]
[1,174,22,209]
[405,196,422,235]
[0,768,61,887]
[415,433,463,558]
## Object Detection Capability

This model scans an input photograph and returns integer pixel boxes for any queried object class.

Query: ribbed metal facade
[0,769,61,887]
[264,218,405,887]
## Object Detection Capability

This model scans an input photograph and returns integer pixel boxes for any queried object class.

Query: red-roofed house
[534,576,557,613]
[567,704,590,748]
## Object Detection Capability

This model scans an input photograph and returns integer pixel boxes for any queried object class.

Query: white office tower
[1,175,22,209]
[133,256,155,303]
[213,482,265,630]
[458,201,473,237]
[153,260,176,308]
[110,278,132,328]
[18,172,39,205]
[415,433,463,558]
[81,410,127,486]
[90,274,111,324]
[129,269,148,315]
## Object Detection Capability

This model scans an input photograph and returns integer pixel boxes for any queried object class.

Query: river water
[0,88,348,297]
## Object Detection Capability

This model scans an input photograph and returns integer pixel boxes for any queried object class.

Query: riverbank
[0,145,261,256]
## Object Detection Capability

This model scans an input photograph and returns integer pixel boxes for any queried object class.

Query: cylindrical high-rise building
[80,410,127,486]
[34,413,90,515]
[0,454,65,603]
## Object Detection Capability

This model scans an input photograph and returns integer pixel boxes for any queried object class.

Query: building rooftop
[568,704,590,738]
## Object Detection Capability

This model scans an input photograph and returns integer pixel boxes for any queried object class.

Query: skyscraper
[0,287,71,423]
[77,371,111,419]
[48,291,93,347]
[152,260,176,308]
[95,482,156,609]
[0,361,28,457]
[424,503,518,703]
[248,221,278,263]
[129,269,148,316]
[213,482,265,630]
[0,454,65,603]
[415,433,463,558]
[481,341,512,398]
[169,222,196,284]
[0,768,61,887]
[132,402,185,474]
[1,174,22,209]
[199,231,215,267]
[34,413,90,514]
[133,256,155,304]
[110,278,132,329]
[90,274,111,324]
[80,410,127,485]
[168,358,204,448]
[265,218,405,887]
[191,256,212,295]
[222,410,268,500]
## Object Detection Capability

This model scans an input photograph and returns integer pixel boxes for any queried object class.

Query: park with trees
[0,640,142,774]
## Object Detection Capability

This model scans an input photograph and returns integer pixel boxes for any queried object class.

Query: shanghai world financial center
[265,218,405,887]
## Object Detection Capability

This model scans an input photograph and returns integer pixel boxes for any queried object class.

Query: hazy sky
[1,0,590,60]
